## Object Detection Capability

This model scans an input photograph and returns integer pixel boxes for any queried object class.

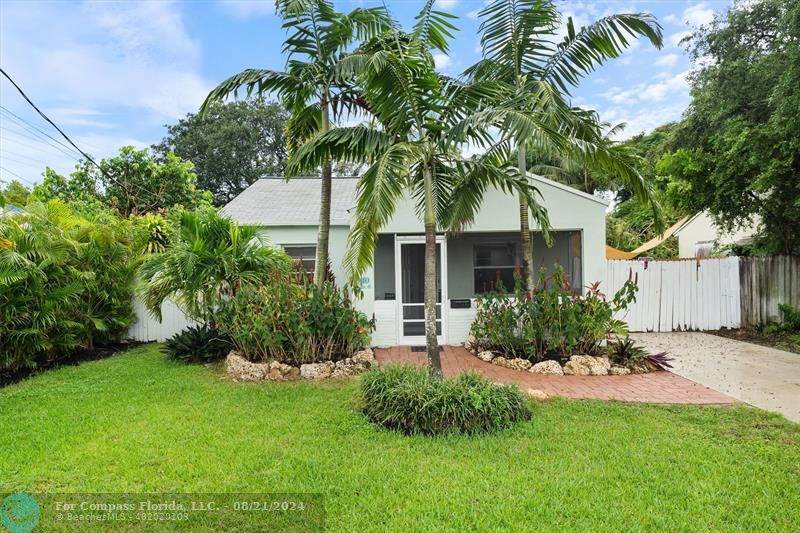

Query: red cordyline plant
[470,265,639,361]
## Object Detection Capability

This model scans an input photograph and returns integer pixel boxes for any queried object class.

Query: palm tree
[287,2,571,375]
[200,0,392,286]
[531,122,638,194]
[470,0,663,290]
[138,208,289,325]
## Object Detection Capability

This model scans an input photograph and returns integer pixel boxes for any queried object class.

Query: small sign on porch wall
[360,276,372,289]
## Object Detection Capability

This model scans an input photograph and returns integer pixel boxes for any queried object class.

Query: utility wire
[0,105,83,158]
[0,124,85,162]
[0,68,160,201]
[0,165,36,187]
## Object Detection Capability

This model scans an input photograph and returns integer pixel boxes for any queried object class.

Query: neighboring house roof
[224,174,607,227]
[0,204,24,216]
[222,177,359,226]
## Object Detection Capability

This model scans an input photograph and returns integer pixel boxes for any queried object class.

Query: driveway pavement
[632,332,800,422]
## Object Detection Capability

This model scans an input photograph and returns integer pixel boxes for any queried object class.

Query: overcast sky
[0,0,731,188]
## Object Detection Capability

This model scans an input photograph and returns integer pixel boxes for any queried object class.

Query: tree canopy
[153,100,289,206]
[663,0,800,255]
[33,146,211,217]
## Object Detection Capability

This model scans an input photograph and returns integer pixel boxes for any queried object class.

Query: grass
[1,344,799,531]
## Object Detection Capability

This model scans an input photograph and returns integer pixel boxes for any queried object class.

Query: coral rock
[525,388,550,400]
[610,365,631,376]
[477,350,495,362]
[529,360,564,375]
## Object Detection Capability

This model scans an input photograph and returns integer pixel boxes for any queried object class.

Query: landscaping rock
[525,388,550,400]
[562,359,591,376]
[226,352,268,382]
[352,348,376,367]
[477,350,495,362]
[506,358,532,371]
[563,355,610,376]
[464,334,477,353]
[300,361,335,380]
[529,360,564,375]
[491,356,508,367]
[630,360,657,374]
[610,365,631,376]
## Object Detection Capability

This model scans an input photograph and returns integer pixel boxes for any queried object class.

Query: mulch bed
[1,340,144,388]
[707,328,800,355]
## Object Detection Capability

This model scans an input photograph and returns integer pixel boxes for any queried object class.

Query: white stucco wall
[256,225,376,317]
[377,176,608,291]
[676,211,760,258]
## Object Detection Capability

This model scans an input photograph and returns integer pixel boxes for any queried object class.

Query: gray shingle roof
[222,177,358,226]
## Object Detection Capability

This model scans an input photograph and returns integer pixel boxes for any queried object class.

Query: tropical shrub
[163,324,230,363]
[470,265,638,361]
[138,207,290,323]
[762,303,800,335]
[609,336,674,371]
[216,274,373,365]
[360,364,531,435]
[0,201,140,374]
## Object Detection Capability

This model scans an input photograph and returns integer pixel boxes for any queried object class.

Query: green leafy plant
[609,335,648,366]
[138,207,290,324]
[163,324,230,363]
[0,200,139,374]
[216,274,374,365]
[762,304,800,335]
[470,265,638,361]
[360,364,531,435]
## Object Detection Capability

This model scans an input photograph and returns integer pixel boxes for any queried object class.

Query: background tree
[0,180,30,207]
[33,146,211,217]
[154,100,289,206]
[471,0,663,290]
[202,0,392,286]
[664,0,800,254]
[600,123,685,258]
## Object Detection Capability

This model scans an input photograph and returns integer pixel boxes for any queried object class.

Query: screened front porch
[370,231,583,347]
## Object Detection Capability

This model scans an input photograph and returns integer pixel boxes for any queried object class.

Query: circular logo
[1,493,40,533]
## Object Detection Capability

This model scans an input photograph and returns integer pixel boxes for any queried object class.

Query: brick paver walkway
[375,345,737,405]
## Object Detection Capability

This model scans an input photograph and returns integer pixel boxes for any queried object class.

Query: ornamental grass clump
[360,364,531,435]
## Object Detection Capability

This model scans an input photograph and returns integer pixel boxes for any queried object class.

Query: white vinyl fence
[607,257,741,332]
[128,297,196,342]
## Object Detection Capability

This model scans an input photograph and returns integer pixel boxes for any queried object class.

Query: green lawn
[1,344,798,531]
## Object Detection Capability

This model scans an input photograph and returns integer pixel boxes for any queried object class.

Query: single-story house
[223,176,608,347]
[673,211,760,258]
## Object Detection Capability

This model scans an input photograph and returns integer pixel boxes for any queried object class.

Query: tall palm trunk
[422,163,442,377]
[314,92,332,286]
[517,144,535,291]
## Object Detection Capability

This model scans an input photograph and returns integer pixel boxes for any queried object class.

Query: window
[283,245,316,279]
[473,242,518,294]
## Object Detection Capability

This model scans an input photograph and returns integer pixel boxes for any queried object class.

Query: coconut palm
[200,0,393,286]
[469,0,664,290]
[287,2,574,374]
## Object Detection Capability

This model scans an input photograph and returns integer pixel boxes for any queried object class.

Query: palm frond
[544,13,663,93]
[343,142,424,282]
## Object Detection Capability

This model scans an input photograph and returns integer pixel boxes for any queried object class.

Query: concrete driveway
[632,332,800,422]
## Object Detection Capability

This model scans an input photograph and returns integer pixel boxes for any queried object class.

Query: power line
[0,165,36,187]
[0,124,85,163]
[0,68,160,201]
[0,105,83,158]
